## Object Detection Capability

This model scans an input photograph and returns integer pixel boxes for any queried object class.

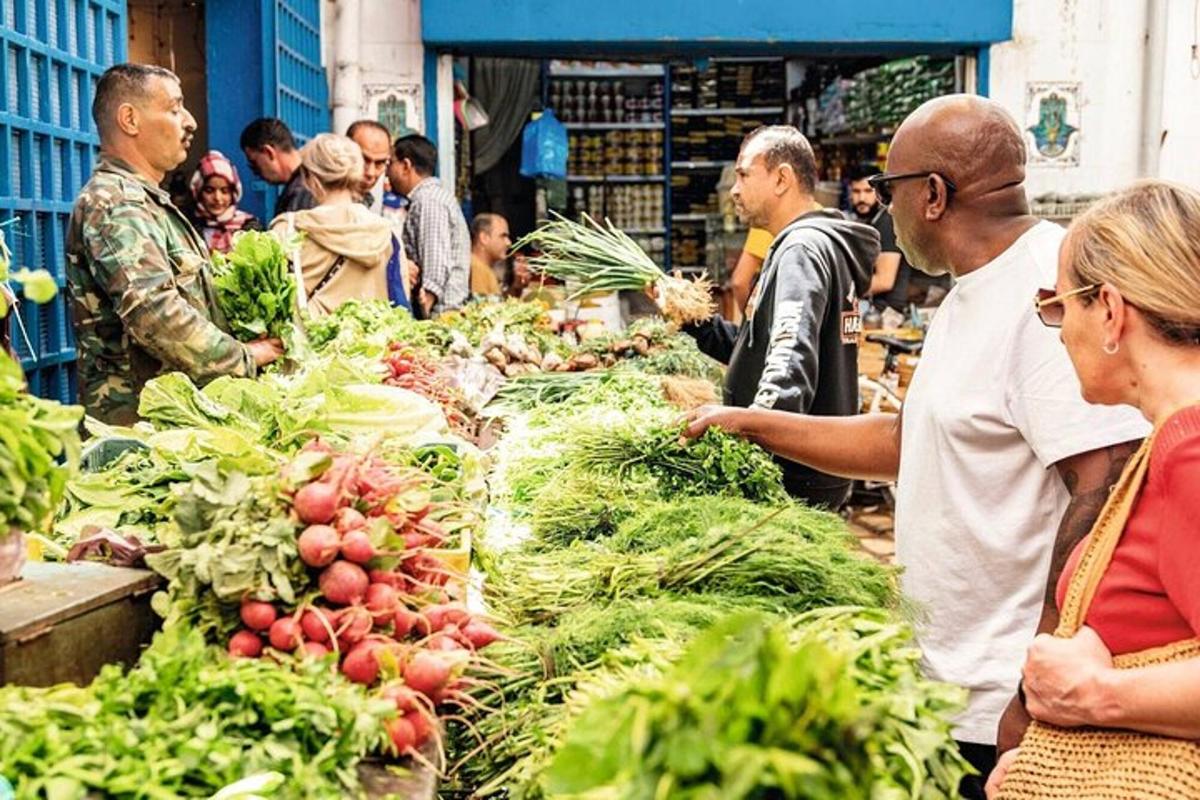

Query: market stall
[0,225,965,797]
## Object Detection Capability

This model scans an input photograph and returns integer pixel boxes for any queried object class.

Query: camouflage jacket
[66,154,255,424]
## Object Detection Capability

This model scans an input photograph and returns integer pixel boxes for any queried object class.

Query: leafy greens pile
[542,608,972,799]
[0,351,82,532]
[0,626,391,799]
[212,231,297,341]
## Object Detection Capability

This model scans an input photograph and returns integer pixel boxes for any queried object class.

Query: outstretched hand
[680,404,743,442]
[247,337,285,367]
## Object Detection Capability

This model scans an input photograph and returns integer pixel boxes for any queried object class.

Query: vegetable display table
[0,562,162,687]
[359,749,438,800]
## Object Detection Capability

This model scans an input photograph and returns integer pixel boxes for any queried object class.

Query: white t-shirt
[895,221,1150,744]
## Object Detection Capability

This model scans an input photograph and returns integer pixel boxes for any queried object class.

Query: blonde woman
[988,181,1200,797]
[270,133,409,315]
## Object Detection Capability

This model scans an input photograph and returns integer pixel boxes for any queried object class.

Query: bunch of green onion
[512,213,715,324]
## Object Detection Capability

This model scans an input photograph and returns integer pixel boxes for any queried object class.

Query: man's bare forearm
[732,409,901,482]
[997,439,1141,753]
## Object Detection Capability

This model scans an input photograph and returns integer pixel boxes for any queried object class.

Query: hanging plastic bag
[520,110,568,180]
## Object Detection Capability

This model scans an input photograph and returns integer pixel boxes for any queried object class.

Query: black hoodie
[685,209,878,507]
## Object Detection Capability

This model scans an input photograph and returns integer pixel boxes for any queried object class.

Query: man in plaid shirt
[388,134,470,317]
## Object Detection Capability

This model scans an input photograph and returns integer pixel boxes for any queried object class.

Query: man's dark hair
[240,118,297,153]
[92,63,179,136]
[742,125,818,194]
[470,212,503,245]
[393,134,437,176]
[845,163,878,184]
[346,119,392,141]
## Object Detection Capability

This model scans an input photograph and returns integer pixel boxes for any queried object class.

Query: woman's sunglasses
[1034,284,1100,327]
[867,171,957,206]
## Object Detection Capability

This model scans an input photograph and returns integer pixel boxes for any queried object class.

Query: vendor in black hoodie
[682,126,878,508]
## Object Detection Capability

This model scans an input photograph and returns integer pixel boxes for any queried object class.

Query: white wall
[1158,0,1200,187]
[990,0,1200,198]
[325,0,425,136]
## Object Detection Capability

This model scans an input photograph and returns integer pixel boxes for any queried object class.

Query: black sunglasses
[867,171,957,206]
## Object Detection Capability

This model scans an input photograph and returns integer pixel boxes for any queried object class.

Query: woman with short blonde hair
[989,180,1200,798]
[271,133,409,314]
[300,133,365,201]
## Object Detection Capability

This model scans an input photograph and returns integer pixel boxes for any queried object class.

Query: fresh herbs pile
[0,627,392,799]
[541,609,972,799]
[486,505,897,624]
[211,230,297,341]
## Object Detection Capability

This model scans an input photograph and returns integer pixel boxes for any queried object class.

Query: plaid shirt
[402,177,470,314]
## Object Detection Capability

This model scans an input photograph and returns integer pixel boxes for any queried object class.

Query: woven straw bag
[998,432,1200,799]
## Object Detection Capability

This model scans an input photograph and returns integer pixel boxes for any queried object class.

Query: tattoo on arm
[1048,440,1141,607]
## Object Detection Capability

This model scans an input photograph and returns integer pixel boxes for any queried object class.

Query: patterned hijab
[189,151,256,253]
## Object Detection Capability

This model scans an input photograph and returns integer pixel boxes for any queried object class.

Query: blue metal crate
[1,0,125,406]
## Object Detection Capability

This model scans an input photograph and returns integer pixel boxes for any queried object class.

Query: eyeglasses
[1034,284,1100,327]
[867,171,957,206]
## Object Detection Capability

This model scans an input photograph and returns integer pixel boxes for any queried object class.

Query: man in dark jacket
[240,118,316,220]
[683,125,878,508]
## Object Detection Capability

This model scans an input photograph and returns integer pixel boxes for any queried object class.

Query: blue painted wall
[206,0,330,223]
[1,0,127,404]
[423,0,1013,52]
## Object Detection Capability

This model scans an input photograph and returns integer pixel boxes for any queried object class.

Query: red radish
[403,651,453,698]
[404,532,436,550]
[385,716,417,754]
[461,619,502,650]
[319,561,369,605]
[406,709,432,746]
[239,600,277,632]
[337,605,373,645]
[300,608,335,643]
[381,684,421,713]
[340,529,376,564]
[293,480,340,524]
[301,641,331,658]
[365,583,399,626]
[297,524,341,568]
[424,603,469,632]
[268,617,303,651]
[342,640,383,684]
[229,630,263,658]
[428,631,465,652]
[369,569,407,591]
[392,606,420,638]
[335,506,368,534]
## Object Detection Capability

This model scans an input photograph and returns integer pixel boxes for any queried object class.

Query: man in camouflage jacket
[67,64,282,424]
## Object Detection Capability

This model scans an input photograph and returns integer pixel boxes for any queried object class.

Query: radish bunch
[226,442,504,765]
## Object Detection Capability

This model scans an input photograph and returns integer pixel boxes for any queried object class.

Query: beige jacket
[270,203,393,316]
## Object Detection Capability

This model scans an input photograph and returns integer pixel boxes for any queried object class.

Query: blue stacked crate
[0,0,125,404]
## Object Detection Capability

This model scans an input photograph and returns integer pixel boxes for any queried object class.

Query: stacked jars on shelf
[550,78,664,125]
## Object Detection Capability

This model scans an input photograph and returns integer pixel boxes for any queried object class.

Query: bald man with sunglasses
[683,95,1148,799]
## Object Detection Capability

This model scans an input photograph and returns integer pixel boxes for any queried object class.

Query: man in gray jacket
[683,125,878,508]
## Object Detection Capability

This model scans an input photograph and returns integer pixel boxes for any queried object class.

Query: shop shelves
[670,106,784,117]
[670,160,736,170]
[548,63,665,78]
[564,122,662,131]
[567,174,665,183]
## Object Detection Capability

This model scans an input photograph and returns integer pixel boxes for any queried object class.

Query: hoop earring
[1103,342,1120,355]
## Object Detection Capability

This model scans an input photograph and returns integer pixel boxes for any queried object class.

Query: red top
[1056,405,1200,655]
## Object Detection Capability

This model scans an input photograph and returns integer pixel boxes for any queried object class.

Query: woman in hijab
[187,151,261,254]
